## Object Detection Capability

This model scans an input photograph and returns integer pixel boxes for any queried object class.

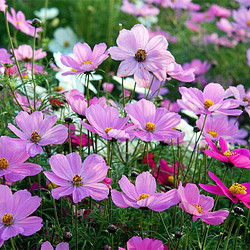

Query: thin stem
[32,27,37,110]
[79,124,83,157]
[52,198,60,230]
[184,219,192,250]
[115,141,124,162]
[75,203,79,250]
[154,80,163,104]
[121,77,125,108]
[224,216,236,250]
[158,212,173,246]
[68,124,72,153]
[145,76,154,100]
[10,238,16,250]
[243,209,250,242]
[146,142,149,171]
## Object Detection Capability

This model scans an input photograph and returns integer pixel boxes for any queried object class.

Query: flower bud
[107,224,117,233]
[0,84,3,91]
[234,206,244,215]
[193,126,200,133]
[131,171,139,178]
[175,231,183,238]
[63,231,73,242]
[64,117,73,123]
[31,18,42,28]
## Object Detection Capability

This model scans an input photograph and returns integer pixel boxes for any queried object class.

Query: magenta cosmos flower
[0,136,42,182]
[200,171,250,209]
[109,24,174,88]
[178,182,229,225]
[124,99,181,142]
[0,48,12,66]
[44,153,109,203]
[80,104,136,141]
[8,111,68,157]
[119,236,167,250]
[111,171,180,211]
[41,241,69,250]
[0,185,42,244]
[205,137,250,169]
[232,7,250,30]
[14,45,47,62]
[177,83,242,116]
[60,42,108,75]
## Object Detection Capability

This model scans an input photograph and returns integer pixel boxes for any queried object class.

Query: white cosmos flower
[48,27,78,55]
[53,52,100,94]
[34,7,59,20]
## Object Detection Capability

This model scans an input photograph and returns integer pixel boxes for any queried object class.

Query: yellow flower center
[64,41,70,47]
[247,20,250,26]
[2,214,13,226]
[135,49,147,62]
[105,127,112,134]
[208,130,218,138]
[0,158,9,170]
[17,21,22,25]
[195,205,203,214]
[71,68,77,72]
[204,99,214,109]
[223,150,235,158]
[243,97,249,102]
[82,60,93,65]
[168,176,174,184]
[138,193,150,201]
[229,183,247,195]
[47,183,58,189]
[55,86,64,92]
[23,75,29,80]
[30,131,41,143]
[72,174,82,186]
[146,122,155,132]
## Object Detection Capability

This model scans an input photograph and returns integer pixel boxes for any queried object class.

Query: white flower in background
[138,16,158,28]
[113,76,146,94]
[34,7,59,21]
[48,27,78,55]
[53,52,100,94]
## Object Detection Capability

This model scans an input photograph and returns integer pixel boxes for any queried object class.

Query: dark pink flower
[200,171,250,208]
[178,182,229,225]
[8,111,68,157]
[14,45,47,62]
[41,241,69,250]
[102,82,114,93]
[207,4,231,18]
[111,171,180,211]
[205,137,250,169]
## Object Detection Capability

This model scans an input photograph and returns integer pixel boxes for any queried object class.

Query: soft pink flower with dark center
[160,99,180,113]
[166,62,195,82]
[185,20,201,33]
[207,4,231,18]
[121,0,160,17]
[205,137,250,169]
[44,153,109,203]
[0,185,42,244]
[41,241,69,250]
[0,0,7,12]
[8,111,68,157]
[13,45,46,62]
[102,82,114,93]
[177,83,242,116]
[109,24,174,88]
[196,115,239,141]
[178,182,229,225]
[0,136,42,182]
[200,171,250,209]
[125,99,181,142]
[0,48,12,66]
[7,8,42,37]
[119,236,167,250]
[80,104,135,141]
[111,171,180,211]
[225,84,250,116]
[60,42,108,75]
[232,7,250,30]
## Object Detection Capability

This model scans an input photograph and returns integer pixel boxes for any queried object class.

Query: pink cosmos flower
[177,83,242,116]
[185,20,201,33]
[205,137,250,169]
[160,99,181,113]
[207,4,231,18]
[147,26,177,43]
[8,111,68,157]
[60,42,108,75]
[235,0,250,7]
[41,241,69,250]
[119,236,166,250]
[0,136,42,182]
[163,132,186,145]
[190,11,214,23]
[161,0,191,9]
[200,171,250,209]
[232,7,250,30]
[102,82,114,93]
[196,115,239,141]
[178,182,229,225]
[24,63,46,74]
[225,84,250,116]
[183,59,211,77]
[247,49,250,66]
[187,2,201,11]
[14,45,47,62]
[7,8,42,37]
[109,24,174,88]
[216,18,235,35]
[0,0,7,12]
[80,104,135,141]
[44,153,109,203]
[0,185,42,244]
[111,171,180,211]
[0,48,12,66]
[124,99,181,142]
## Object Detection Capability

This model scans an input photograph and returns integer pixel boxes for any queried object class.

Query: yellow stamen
[71,68,77,72]
[22,75,29,80]
[138,193,150,201]
[55,86,64,92]
[146,122,155,132]
[82,60,93,65]
[72,174,82,186]
[204,99,214,109]
[17,21,22,25]
[30,131,41,143]
[64,41,69,47]
[229,183,247,195]
[247,20,250,26]
[135,49,147,62]
[168,176,174,184]
[223,150,235,157]
[0,158,9,170]
[208,130,218,138]
[47,183,58,189]
[195,205,203,214]
[105,127,112,134]
[2,214,13,226]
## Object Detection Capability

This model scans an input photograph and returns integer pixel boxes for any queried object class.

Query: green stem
[52,198,60,230]
[68,124,72,153]
[79,123,83,157]
[159,212,173,246]
[146,142,149,171]
[75,203,79,250]
[224,216,236,250]
[243,209,250,242]
[121,77,125,108]
[184,219,192,250]
[10,237,16,250]
[32,27,37,110]
[145,76,154,100]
